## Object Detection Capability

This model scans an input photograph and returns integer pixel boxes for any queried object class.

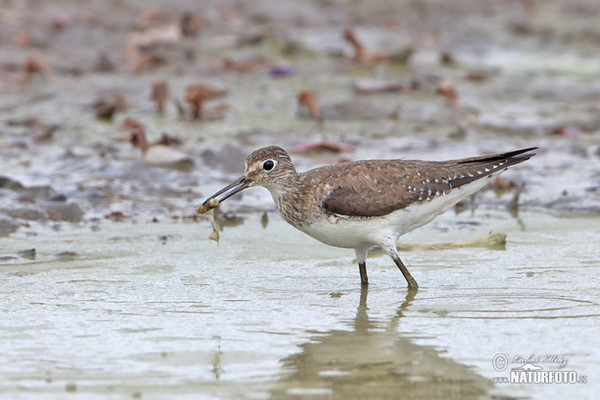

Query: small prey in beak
[197,176,252,244]
[198,176,251,213]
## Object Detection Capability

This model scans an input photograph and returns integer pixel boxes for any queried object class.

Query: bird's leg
[392,254,419,289]
[358,262,368,286]
[355,248,369,287]
[383,245,419,289]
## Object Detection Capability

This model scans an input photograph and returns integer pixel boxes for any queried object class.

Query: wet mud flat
[1,212,599,399]
[1,0,600,398]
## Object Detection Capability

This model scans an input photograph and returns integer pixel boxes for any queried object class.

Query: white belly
[288,175,493,249]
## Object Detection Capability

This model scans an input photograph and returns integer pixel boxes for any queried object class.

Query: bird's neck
[266,173,309,227]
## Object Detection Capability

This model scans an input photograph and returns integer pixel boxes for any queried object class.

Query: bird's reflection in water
[271,288,498,400]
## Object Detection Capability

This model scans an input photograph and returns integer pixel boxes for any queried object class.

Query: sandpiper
[202,146,536,289]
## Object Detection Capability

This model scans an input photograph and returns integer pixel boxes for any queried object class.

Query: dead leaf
[104,211,127,220]
[297,92,321,120]
[150,80,169,113]
[180,12,201,37]
[220,57,269,73]
[291,141,354,154]
[487,176,517,191]
[185,84,228,120]
[93,92,127,120]
[151,132,182,147]
[343,28,387,63]
[24,57,52,82]
[436,78,460,107]
[465,70,490,82]
[120,117,145,133]
[440,51,455,65]
[127,53,166,72]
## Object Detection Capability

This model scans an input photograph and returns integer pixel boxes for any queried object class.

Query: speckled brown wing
[319,147,537,217]
[317,160,444,217]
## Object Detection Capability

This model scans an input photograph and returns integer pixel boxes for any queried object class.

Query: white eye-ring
[262,159,277,171]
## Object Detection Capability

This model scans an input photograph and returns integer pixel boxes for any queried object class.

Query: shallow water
[1,211,598,399]
[1,1,600,398]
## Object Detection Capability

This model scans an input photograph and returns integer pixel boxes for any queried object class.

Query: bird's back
[300,148,536,218]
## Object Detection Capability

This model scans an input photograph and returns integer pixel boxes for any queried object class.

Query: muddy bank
[1,0,600,236]
[1,1,599,399]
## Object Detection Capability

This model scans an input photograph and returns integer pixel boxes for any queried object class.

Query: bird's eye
[262,160,276,171]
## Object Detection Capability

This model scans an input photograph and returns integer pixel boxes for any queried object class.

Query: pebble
[0,216,19,235]
[3,206,47,221]
[42,202,84,222]
[0,176,24,190]
[49,193,68,202]
[17,248,36,260]
[200,143,246,173]
[143,145,194,172]
[65,383,77,392]
[54,251,78,260]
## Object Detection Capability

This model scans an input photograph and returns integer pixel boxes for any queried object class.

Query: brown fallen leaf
[549,126,579,137]
[93,92,127,120]
[127,53,167,72]
[120,117,145,133]
[297,91,321,120]
[104,211,127,220]
[152,132,182,147]
[125,126,194,172]
[150,80,169,114]
[180,12,201,37]
[465,70,490,82]
[343,27,387,63]
[290,141,354,154]
[220,57,269,73]
[487,176,517,192]
[440,51,455,65]
[185,84,228,120]
[436,78,460,107]
[24,57,52,82]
